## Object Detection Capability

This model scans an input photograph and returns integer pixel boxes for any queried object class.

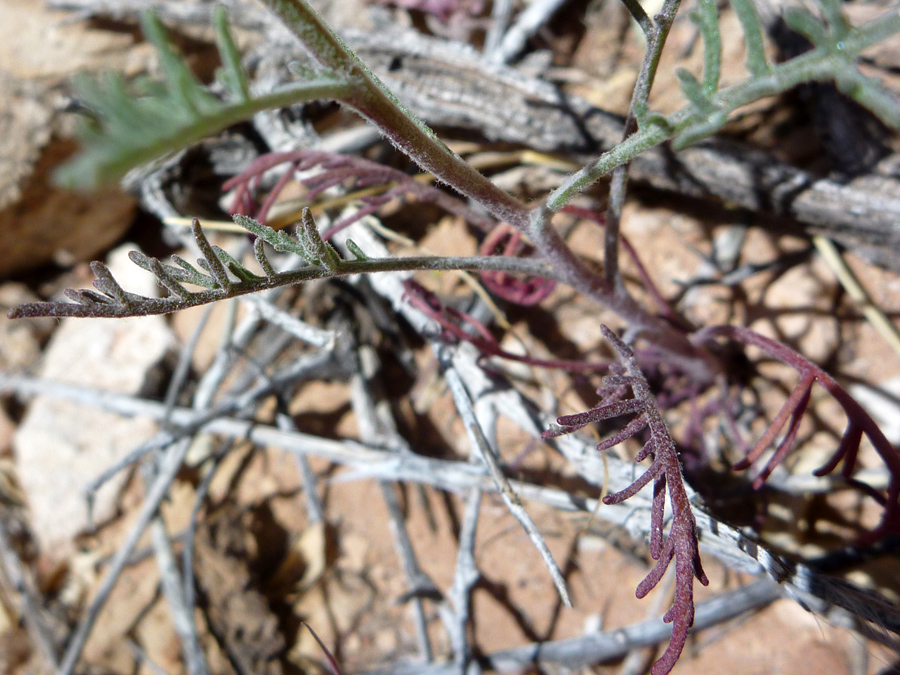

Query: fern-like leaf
[55,7,351,190]
[542,325,708,675]
[730,0,771,77]
[6,214,555,321]
[6,216,340,319]
[672,0,900,148]
[691,0,721,93]
[694,325,900,539]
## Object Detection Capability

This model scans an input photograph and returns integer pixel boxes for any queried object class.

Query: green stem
[546,7,900,210]
[605,0,683,291]
[259,0,717,381]
[547,126,668,211]
[260,0,532,230]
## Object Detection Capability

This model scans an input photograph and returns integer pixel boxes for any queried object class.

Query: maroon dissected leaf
[731,371,815,488]
[694,325,900,539]
[814,423,863,477]
[478,222,556,305]
[555,398,646,430]
[222,149,496,234]
[402,280,609,373]
[545,324,708,675]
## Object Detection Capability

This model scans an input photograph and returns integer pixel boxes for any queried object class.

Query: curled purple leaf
[546,324,709,675]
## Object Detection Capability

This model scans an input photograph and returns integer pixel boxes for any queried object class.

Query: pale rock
[14,245,172,557]
[0,283,54,373]
[0,0,141,277]
[0,317,41,374]
[850,377,900,445]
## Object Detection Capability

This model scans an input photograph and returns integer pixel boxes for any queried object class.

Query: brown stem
[258,0,720,385]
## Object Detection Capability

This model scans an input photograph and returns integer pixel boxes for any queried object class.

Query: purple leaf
[546,324,709,675]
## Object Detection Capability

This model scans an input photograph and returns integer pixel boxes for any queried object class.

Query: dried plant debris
[193,505,285,675]
[2,1,900,675]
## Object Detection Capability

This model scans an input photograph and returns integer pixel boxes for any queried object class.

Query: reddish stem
[694,324,900,536]
[403,280,609,372]
[561,205,685,327]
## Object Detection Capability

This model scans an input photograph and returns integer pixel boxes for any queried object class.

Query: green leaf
[344,239,369,261]
[817,0,851,41]
[676,69,719,116]
[54,9,351,190]
[783,8,829,46]
[635,104,674,134]
[213,246,265,283]
[691,0,721,93]
[233,213,310,261]
[297,208,340,272]
[834,68,900,128]
[672,110,729,149]
[213,4,250,102]
[729,0,771,77]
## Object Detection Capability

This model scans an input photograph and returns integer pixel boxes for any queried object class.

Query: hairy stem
[605,0,683,292]
[260,0,531,229]
[546,7,900,209]
[9,254,560,320]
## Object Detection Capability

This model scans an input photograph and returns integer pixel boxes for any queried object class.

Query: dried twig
[148,510,208,675]
[351,344,438,663]
[445,359,572,607]
[486,0,573,65]
[3,369,897,640]
[360,578,784,674]
[0,517,60,670]
[57,435,194,675]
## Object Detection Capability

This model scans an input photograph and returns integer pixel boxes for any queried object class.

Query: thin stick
[58,437,195,675]
[153,298,215,675]
[483,0,513,57]
[4,368,894,630]
[486,0,573,65]
[242,294,336,349]
[444,360,572,607]
[129,638,176,675]
[357,579,783,674]
[0,517,60,669]
[351,345,436,662]
[603,0,683,291]
[446,487,484,673]
[149,511,208,675]
[182,443,232,614]
[275,404,327,524]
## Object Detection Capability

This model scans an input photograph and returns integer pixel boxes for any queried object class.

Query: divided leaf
[729,0,771,77]
[6,215,345,320]
[55,8,350,190]
[669,0,900,151]
[543,326,708,675]
[695,324,900,539]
